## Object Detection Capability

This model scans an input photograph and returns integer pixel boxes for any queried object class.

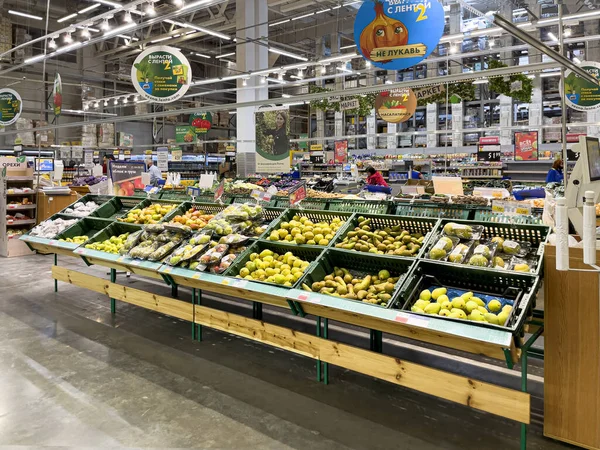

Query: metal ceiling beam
[493,13,598,85]
[0,61,562,137]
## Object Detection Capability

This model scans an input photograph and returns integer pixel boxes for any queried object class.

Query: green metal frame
[519,325,545,450]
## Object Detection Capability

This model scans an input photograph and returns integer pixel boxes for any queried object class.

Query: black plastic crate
[425,218,550,275]
[394,204,472,220]
[223,240,326,289]
[396,260,540,341]
[298,249,416,309]
[331,213,438,258]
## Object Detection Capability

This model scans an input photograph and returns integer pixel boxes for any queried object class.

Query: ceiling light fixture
[472,79,489,84]
[242,78,247,86]
[282,94,291,98]
[320,66,327,74]
[547,32,558,42]
[81,27,91,38]
[181,0,213,11]
[95,0,121,7]
[270,19,291,27]
[173,0,183,5]
[101,18,111,30]
[320,53,357,63]
[104,100,108,106]
[64,32,73,43]
[337,66,353,73]
[539,72,560,78]
[114,98,118,105]
[57,13,77,23]
[48,38,57,49]
[574,56,582,64]
[150,36,171,43]
[194,52,211,58]
[292,12,315,21]
[180,23,231,40]
[267,77,287,84]
[122,96,128,103]
[103,22,135,38]
[78,4,101,14]
[260,76,266,84]
[124,11,133,23]
[340,44,356,50]
[268,47,308,61]
[8,10,43,20]
[215,52,235,59]
[146,2,156,16]
[278,72,283,80]
[564,28,572,37]
[78,25,100,32]
[24,54,45,64]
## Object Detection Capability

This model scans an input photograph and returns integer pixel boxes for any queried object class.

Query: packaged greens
[119,229,144,255]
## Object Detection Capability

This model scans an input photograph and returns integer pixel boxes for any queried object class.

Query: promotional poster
[255,106,291,173]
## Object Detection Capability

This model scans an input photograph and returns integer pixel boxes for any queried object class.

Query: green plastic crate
[260,208,353,248]
[58,194,113,217]
[395,260,540,340]
[134,188,160,199]
[427,218,550,276]
[394,204,472,220]
[83,221,143,248]
[165,201,230,221]
[473,209,543,225]
[331,213,439,259]
[297,249,416,309]
[328,199,390,214]
[117,198,183,223]
[223,240,326,289]
[54,217,114,248]
[275,198,329,210]
[90,196,148,221]
[159,189,192,201]
[230,194,276,206]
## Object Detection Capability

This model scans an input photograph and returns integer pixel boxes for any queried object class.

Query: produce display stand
[25,196,549,449]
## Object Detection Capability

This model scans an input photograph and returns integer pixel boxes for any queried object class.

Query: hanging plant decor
[487,60,533,103]
[309,85,376,117]
[416,82,475,107]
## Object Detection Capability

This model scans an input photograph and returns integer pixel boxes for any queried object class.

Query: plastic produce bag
[119,229,144,255]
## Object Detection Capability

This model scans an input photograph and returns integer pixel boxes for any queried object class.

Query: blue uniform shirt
[546,168,563,183]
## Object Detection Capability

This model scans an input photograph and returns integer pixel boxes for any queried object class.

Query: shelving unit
[1,165,36,257]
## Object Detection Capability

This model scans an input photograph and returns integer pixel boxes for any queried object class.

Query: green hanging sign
[131,46,192,103]
[189,112,212,135]
[0,88,22,126]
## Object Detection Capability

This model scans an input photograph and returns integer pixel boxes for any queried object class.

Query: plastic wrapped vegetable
[218,234,250,246]
[144,223,166,234]
[189,230,213,245]
[199,243,229,265]
[148,241,179,261]
[210,254,237,274]
[119,229,144,255]
[129,241,160,259]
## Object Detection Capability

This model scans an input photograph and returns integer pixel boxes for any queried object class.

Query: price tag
[221,278,230,285]
[288,181,307,206]
[515,206,531,215]
[129,260,140,266]
[231,279,248,288]
[48,240,56,246]
[76,248,85,254]
[162,267,172,274]
[192,273,202,280]
[251,190,273,203]
[492,191,504,199]
[492,201,506,213]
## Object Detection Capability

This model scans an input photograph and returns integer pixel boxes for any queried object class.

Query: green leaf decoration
[487,60,533,103]
[309,85,377,116]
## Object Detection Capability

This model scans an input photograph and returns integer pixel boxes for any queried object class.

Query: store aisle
[0,255,567,450]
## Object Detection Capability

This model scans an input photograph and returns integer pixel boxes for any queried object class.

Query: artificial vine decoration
[309,85,377,116]
[487,60,533,103]
[416,82,475,107]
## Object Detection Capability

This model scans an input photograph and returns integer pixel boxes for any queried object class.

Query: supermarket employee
[366,166,389,187]
[546,159,564,183]
[146,158,162,185]
[410,165,424,180]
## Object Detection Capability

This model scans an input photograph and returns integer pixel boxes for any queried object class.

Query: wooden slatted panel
[52,266,530,424]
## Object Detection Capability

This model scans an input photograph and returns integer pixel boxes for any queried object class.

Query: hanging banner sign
[354,0,445,71]
[109,161,146,196]
[413,84,445,100]
[176,126,198,144]
[131,46,192,103]
[214,179,225,202]
[189,112,212,134]
[564,61,600,111]
[340,99,360,111]
[157,147,169,172]
[0,88,22,126]
[53,73,62,117]
[171,149,182,161]
[289,181,307,205]
[514,131,539,161]
[375,87,416,123]
[255,107,291,173]
[334,140,348,163]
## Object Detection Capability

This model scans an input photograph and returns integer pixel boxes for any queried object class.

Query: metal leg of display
[171,282,178,298]
[110,269,116,314]
[519,325,545,450]
[315,317,330,385]
[253,302,263,321]
[192,288,196,340]
[370,329,383,353]
[54,254,58,292]
[196,289,202,342]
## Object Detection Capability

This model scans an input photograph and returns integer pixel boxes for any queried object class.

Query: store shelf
[7,204,36,211]
[7,176,35,181]
[6,191,37,196]
[6,219,36,226]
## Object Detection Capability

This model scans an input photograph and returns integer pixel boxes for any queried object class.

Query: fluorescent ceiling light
[181,0,213,11]
[270,19,290,27]
[440,33,464,43]
[24,54,45,64]
[573,57,582,64]
[472,79,489,84]
[94,0,121,8]
[151,36,171,43]
[180,23,230,40]
[252,68,275,76]
[539,72,560,78]
[117,34,138,40]
[57,13,78,23]
[547,32,558,42]
[336,66,353,73]
[220,75,246,81]
[78,25,100,32]
[55,41,83,55]
[290,75,302,80]
[269,47,308,61]
[468,27,501,37]
[292,12,315,20]
[78,3,101,14]
[194,52,211,58]
[568,10,600,20]
[103,22,135,38]
[267,77,287,84]
[320,53,357,63]
[282,94,291,98]
[537,17,558,25]
[215,52,235,59]
[340,44,356,50]
[9,10,43,20]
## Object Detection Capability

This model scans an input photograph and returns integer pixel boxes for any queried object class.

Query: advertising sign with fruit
[176,126,198,144]
[375,88,416,123]
[189,112,212,135]
[334,140,348,163]
[564,61,600,112]
[131,46,191,103]
[0,88,22,126]
[288,182,307,205]
[354,0,445,71]
[255,106,291,173]
[109,161,146,196]
[514,131,538,161]
[53,73,62,117]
